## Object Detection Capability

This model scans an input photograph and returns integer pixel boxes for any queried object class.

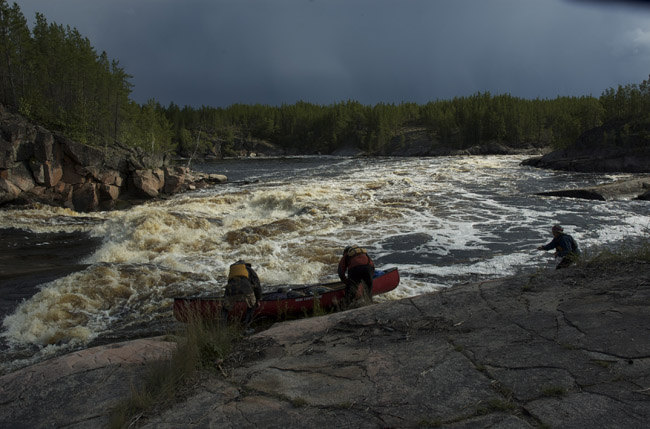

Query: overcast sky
[13,0,650,108]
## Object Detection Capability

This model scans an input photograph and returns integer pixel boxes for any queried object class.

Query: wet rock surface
[522,147,650,174]
[536,177,650,201]
[1,261,650,428]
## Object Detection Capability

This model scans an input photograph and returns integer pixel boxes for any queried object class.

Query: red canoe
[173,267,400,322]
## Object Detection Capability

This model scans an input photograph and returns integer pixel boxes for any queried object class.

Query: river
[0,155,648,374]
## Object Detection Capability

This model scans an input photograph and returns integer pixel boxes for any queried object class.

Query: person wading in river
[537,225,580,269]
[221,260,262,327]
[338,245,375,305]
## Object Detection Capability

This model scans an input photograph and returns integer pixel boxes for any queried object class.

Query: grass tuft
[291,396,309,408]
[542,386,567,397]
[578,233,650,266]
[108,313,243,429]
[417,418,442,427]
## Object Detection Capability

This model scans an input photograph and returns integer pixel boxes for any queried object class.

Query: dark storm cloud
[13,0,650,107]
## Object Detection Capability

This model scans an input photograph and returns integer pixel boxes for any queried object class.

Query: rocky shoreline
[1,259,649,428]
[0,106,227,212]
[521,118,650,175]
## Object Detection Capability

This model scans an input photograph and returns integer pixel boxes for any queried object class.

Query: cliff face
[1,260,649,428]
[0,106,225,212]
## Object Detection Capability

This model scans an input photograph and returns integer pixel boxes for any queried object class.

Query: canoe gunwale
[173,267,399,322]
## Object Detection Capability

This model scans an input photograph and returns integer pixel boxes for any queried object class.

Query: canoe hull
[173,267,400,322]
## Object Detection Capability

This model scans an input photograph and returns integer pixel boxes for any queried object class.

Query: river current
[0,155,648,374]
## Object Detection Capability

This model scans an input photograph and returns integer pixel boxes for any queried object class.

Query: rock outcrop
[522,119,650,173]
[522,148,650,173]
[0,106,227,212]
[537,177,650,201]
[0,337,175,428]
[1,260,649,428]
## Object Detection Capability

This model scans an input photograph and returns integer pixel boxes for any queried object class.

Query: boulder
[163,167,185,194]
[99,184,120,201]
[99,169,123,187]
[0,178,20,204]
[0,137,32,166]
[33,129,54,161]
[127,154,145,171]
[60,156,85,185]
[43,160,63,188]
[208,173,227,183]
[27,185,45,197]
[537,177,650,201]
[141,152,167,169]
[6,162,35,192]
[54,181,73,200]
[0,122,27,143]
[130,169,164,198]
[0,156,17,170]
[28,158,44,184]
[59,135,105,167]
[72,183,99,212]
[102,143,134,172]
[82,165,103,182]
[29,159,62,188]
[636,189,650,200]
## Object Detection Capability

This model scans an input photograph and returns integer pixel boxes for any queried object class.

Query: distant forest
[0,0,648,156]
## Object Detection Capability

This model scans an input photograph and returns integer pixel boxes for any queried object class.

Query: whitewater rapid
[0,155,648,373]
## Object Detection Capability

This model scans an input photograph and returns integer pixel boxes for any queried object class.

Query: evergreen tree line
[0,1,171,152]
[163,85,646,156]
[159,76,650,156]
[0,1,648,157]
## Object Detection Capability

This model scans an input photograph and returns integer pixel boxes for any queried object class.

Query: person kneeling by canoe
[222,260,262,326]
[537,224,580,269]
[338,245,375,305]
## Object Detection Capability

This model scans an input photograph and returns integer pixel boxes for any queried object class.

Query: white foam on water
[2,155,649,359]
[0,204,106,233]
[1,263,205,347]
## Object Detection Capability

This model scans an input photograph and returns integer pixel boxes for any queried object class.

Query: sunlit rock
[130,169,164,198]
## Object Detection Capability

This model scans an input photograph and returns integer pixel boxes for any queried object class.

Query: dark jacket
[541,233,579,257]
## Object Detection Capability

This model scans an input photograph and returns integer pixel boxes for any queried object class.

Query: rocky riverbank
[520,117,650,201]
[521,118,650,175]
[0,106,227,212]
[2,259,649,428]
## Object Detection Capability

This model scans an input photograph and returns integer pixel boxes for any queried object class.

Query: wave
[1,155,648,373]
